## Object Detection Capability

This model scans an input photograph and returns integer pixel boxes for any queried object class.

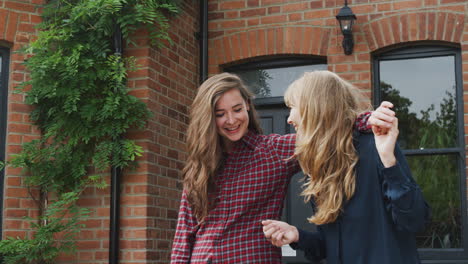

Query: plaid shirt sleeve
[171,190,198,264]
[355,111,372,132]
[270,134,301,174]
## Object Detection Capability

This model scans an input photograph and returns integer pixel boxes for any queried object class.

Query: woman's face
[287,105,301,132]
[215,88,250,150]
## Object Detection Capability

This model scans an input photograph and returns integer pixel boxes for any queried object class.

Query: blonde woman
[262,71,430,264]
[171,72,394,264]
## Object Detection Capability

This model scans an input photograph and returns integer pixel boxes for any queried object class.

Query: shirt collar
[240,130,260,150]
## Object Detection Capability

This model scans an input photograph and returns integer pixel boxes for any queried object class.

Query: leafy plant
[0,0,179,263]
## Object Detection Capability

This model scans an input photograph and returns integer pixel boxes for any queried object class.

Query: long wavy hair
[284,71,369,225]
[183,72,262,222]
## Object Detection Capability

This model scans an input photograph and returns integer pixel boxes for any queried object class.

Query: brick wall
[1,0,44,247]
[1,0,199,263]
[122,0,199,263]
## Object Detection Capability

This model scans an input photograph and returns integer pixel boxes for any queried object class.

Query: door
[256,103,320,264]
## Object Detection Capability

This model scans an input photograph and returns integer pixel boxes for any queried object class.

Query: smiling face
[215,88,250,151]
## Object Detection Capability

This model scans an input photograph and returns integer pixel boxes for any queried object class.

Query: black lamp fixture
[336,0,357,55]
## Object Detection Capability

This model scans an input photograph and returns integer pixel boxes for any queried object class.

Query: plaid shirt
[171,113,371,264]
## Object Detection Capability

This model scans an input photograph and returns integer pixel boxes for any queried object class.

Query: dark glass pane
[380,56,457,149]
[407,154,461,248]
[236,64,327,98]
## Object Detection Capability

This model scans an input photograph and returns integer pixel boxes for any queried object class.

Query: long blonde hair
[183,72,262,222]
[284,71,369,225]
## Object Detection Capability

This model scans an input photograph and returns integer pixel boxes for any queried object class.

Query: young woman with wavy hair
[171,72,395,264]
[262,71,431,264]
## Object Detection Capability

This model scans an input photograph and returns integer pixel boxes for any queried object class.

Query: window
[0,47,9,238]
[373,45,467,261]
[226,56,327,105]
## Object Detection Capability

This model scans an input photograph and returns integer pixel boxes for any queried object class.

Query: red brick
[223,36,233,63]
[393,0,422,10]
[240,8,266,17]
[371,20,384,49]
[247,18,260,26]
[289,13,302,21]
[257,29,266,57]
[218,19,245,29]
[284,27,295,54]
[248,30,257,57]
[8,123,31,134]
[219,1,245,10]
[380,19,393,45]
[304,9,332,20]
[262,0,284,5]
[5,11,19,43]
[408,12,418,41]
[5,187,29,198]
[282,2,308,13]
[389,16,401,43]
[5,209,28,218]
[268,6,281,14]
[261,15,287,25]
[266,28,275,55]
[441,0,466,3]
[424,0,438,5]
[310,1,323,9]
[377,3,392,12]
[444,13,457,42]
[418,12,427,40]
[453,14,464,42]
[400,14,410,42]
[3,230,26,237]
[4,2,36,13]
[0,10,8,40]
[248,0,259,7]
[427,13,436,40]
[319,29,330,55]
[436,13,446,41]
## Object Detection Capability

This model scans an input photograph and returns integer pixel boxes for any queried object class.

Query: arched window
[373,45,467,261]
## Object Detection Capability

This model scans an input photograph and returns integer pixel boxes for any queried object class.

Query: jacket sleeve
[379,144,431,233]
[170,190,198,264]
[289,227,326,262]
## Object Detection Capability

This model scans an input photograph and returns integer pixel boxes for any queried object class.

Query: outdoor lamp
[336,0,357,55]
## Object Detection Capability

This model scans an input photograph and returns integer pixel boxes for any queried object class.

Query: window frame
[224,56,327,106]
[373,44,468,261]
[0,47,9,238]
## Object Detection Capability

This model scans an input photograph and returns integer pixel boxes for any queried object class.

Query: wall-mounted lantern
[336,0,357,55]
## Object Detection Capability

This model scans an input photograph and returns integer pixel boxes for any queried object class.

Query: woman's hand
[262,220,299,247]
[369,101,395,135]
[373,116,399,168]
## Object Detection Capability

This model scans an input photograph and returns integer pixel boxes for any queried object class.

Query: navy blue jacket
[290,132,431,264]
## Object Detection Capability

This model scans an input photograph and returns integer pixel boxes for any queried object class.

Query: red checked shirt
[171,114,371,264]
